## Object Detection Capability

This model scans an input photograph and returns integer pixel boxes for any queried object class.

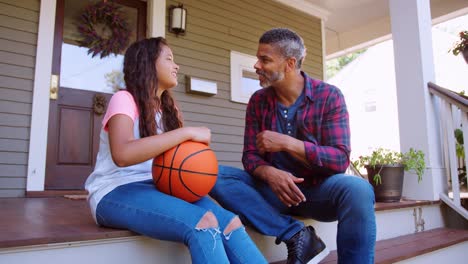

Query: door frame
[26,0,166,191]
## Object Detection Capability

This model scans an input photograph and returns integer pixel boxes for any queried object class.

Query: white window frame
[230,51,261,104]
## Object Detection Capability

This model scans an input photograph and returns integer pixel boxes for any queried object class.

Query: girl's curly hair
[123,37,183,138]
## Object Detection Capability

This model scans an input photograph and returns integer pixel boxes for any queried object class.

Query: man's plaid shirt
[242,72,351,184]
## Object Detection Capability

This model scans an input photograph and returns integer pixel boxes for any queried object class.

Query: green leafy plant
[449,30,468,56]
[454,128,467,189]
[353,148,426,185]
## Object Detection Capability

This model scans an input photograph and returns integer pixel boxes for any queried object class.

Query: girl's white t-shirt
[85,90,163,223]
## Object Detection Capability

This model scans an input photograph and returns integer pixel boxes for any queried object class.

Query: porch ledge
[0,197,441,249]
[374,199,440,211]
[0,197,137,249]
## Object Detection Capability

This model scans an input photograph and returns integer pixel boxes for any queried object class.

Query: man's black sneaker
[285,226,329,264]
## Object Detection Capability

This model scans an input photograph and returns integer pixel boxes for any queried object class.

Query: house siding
[166,0,323,168]
[0,0,39,197]
[0,0,322,196]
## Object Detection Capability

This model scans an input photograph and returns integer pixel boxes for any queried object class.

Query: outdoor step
[0,197,453,264]
[254,199,444,262]
[271,228,468,264]
[0,197,440,249]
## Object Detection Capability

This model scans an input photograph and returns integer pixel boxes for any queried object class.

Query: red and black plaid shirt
[242,72,351,184]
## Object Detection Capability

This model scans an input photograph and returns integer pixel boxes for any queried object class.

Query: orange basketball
[152,141,218,202]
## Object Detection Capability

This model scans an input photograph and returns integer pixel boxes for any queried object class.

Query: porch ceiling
[275,0,468,59]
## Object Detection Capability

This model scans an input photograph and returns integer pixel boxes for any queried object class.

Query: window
[60,0,141,93]
[230,51,262,104]
[363,101,377,112]
[363,88,377,112]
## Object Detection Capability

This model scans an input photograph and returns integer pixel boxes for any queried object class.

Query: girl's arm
[108,114,211,167]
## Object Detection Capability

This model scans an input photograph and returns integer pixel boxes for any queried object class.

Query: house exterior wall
[0,0,39,197]
[0,0,322,196]
[166,0,323,168]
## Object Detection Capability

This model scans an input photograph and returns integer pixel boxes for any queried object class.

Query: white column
[147,0,166,38]
[389,0,444,200]
[26,0,57,191]
[321,19,327,80]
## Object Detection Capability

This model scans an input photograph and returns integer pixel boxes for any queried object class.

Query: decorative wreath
[77,0,131,59]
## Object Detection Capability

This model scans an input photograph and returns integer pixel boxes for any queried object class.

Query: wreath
[77,0,131,59]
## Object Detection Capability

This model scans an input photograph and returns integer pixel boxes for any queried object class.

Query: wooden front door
[45,0,146,190]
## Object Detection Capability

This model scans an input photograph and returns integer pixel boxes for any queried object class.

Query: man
[211,28,376,264]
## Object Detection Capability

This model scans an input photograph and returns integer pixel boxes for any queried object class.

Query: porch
[1,0,468,263]
[1,196,466,263]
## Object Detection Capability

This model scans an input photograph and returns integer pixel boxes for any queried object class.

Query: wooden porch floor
[2,197,465,264]
[0,197,136,248]
[0,197,441,249]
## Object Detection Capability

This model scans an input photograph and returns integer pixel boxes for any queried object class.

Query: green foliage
[326,49,366,79]
[353,148,426,185]
[454,128,467,188]
[449,30,468,56]
[105,70,125,92]
[455,128,465,158]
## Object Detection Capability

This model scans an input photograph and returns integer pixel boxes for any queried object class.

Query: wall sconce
[169,4,187,36]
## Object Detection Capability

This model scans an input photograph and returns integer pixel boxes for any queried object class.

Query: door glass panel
[60,0,139,93]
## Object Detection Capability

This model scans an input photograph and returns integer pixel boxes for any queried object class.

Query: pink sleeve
[102,91,139,131]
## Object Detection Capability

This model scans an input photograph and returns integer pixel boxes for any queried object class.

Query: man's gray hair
[259,28,306,69]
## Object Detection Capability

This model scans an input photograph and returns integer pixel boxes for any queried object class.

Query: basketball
[152,141,218,202]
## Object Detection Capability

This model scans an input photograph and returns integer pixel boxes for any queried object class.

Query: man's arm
[301,87,351,173]
[242,93,270,174]
[242,93,306,206]
[255,87,350,174]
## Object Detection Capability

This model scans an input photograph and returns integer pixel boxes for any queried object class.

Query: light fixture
[169,4,187,36]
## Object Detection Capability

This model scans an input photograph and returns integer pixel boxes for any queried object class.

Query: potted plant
[353,148,425,202]
[449,30,468,64]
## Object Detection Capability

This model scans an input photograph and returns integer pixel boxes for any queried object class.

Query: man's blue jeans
[210,165,376,264]
[96,179,267,264]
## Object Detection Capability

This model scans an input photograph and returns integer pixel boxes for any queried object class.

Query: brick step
[271,228,468,264]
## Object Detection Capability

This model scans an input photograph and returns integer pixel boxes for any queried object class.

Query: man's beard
[257,70,284,88]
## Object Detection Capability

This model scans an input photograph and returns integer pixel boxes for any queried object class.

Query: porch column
[147,0,166,37]
[389,0,445,200]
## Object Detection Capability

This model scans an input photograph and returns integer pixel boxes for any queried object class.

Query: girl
[85,37,267,264]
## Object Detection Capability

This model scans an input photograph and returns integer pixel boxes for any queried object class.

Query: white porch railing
[428,82,468,220]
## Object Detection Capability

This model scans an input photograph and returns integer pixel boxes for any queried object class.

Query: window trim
[230,51,260,104]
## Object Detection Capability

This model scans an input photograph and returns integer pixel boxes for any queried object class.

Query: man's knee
[338,176,375,205]
[218,165,250,180]
[348,177,375,211]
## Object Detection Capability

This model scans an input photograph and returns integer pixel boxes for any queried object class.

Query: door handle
[50,74,59,100]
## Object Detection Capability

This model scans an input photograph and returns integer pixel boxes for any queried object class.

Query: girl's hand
[187,127,211,144]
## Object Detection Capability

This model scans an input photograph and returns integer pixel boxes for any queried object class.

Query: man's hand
[257,130,310,165]
[261,167,306,207]
[256,130,288,154]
